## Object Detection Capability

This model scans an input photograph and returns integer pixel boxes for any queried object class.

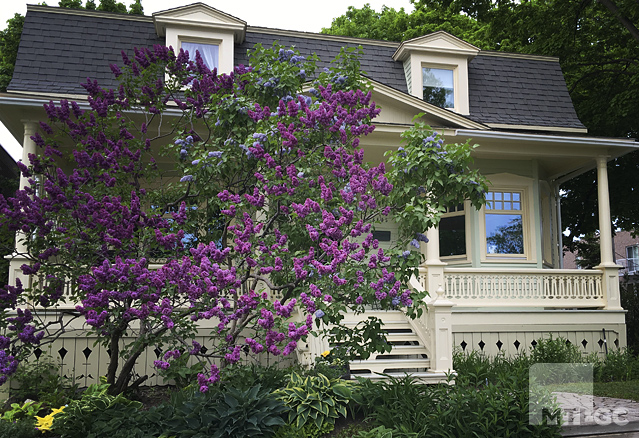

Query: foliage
[160,383,287,438]
[275,372,352,430]
[51,382,145,438]
[274,420,334,438]
[353,425,406,438]
[569,233,601,269]
[322,3,490,48]
[355,372,561,438]
[0,168,18,288]
[313,347,350,380]
[219,363,294,393]
[0,400,42,423]
[529,335,583,365]
[621,282,639,353]
[0,417,40,438]
[9,358,77,407]
[589,348,639,382]
[154,349,204,389]
[0,37,485,394]
[0,14,23,92]
[385,121,487,240]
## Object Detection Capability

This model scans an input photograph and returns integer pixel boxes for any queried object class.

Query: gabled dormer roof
[393,31,480,62]
[153,2,246,43]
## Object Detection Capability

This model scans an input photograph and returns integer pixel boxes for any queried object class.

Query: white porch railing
[440,268,605,308]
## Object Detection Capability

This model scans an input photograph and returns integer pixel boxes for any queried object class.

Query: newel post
[426,286,455,373]
[595,156,623,310]
[422,226,447,293]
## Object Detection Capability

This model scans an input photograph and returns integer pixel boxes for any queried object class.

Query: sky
[0,0,415,161]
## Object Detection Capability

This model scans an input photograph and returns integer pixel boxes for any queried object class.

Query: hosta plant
[275,372,352,430]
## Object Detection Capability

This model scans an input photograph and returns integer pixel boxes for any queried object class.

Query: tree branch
[598,0,639,43]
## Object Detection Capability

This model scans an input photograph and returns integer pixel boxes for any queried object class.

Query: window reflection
[486,214,523,254]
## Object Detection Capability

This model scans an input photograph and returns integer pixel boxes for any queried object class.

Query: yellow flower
[35,406,65,433]
[321,350,331,357]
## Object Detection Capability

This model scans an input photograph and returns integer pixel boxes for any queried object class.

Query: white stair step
[383,333,422,343]
[369,345,428,358]
[350,358,430,373]
[350,371,451,384]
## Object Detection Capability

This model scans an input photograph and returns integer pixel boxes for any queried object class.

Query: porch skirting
[451,308,626,357]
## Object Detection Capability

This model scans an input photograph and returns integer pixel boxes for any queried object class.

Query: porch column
[18,121,38,192]
[595,156,622,310]
[15,121,38,255]
[422,227,447,294]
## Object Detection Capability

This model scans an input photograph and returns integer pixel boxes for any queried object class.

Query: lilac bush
[0,43,487,394]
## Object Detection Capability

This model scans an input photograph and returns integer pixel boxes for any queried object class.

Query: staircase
[340,310,449,383]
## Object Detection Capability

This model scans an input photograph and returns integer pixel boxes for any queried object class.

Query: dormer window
[182,41,219,70]
[153,3,246,75]
[393,31,479,115]
[422,67,454,108]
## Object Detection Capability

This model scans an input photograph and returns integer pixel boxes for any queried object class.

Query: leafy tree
[322,3,490,47]
[0,43,487,394]
[570,233,601,269]
[0,171,18,289]
[0,14,24,92]
[0,1,144,92]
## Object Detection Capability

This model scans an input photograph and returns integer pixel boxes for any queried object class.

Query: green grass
[544,380,639,401]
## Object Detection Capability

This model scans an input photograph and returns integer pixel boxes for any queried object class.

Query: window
[485,190,524,255]
[182,42,219,70]
[627,246,639,273]
[422,67,454,108]
[440,203,466,257]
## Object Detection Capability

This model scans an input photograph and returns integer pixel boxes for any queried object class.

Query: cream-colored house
[1,3,636,383]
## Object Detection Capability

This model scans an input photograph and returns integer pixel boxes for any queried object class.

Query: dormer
[153,3,246,74]
[393,31,479,115]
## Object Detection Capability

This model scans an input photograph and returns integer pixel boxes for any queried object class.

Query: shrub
[529,335,582,364]
[51,383,146,438]
[0,417,40,438]
[356,373,562,438]
[0,400,42,422]
[590,349,639,382]
[9,357,77,406]
[219,363,294,393]
[161,383,287,438]
[276,372,352,431]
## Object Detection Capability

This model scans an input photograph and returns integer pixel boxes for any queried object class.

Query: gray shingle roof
[8,6,585,131]
[468,54,584,129]
[235,31,408,93]
[10,9,162,95]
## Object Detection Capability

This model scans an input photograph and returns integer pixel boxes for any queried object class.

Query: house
[565,231,639,282]
[0,3,636,384]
